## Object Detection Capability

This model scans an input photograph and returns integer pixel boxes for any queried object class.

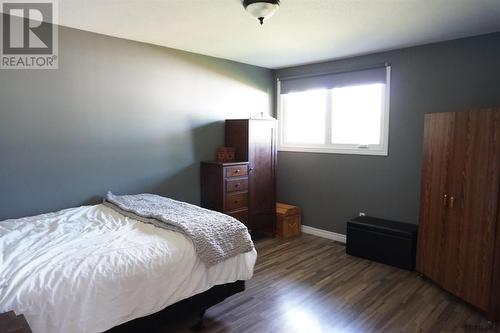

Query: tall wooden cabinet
[225,118,277,235]
[416,108,500,320]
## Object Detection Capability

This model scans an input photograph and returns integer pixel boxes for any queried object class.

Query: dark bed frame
[106,280,245,332]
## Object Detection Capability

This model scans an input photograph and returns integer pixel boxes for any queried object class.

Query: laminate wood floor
[155,234,498,333]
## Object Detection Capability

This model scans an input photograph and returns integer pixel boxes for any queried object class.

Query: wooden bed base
[106,280,245,332]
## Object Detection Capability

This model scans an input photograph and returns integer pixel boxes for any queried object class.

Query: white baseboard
[301,225,347,244]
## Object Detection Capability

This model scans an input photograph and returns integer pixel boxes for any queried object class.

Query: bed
[0,203,257,333]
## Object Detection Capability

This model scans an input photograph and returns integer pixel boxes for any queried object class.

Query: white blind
[279,66,388,94]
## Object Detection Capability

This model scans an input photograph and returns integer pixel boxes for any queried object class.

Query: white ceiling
[54,0,500,68]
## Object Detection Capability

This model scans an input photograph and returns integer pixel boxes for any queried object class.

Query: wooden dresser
[200,162,249,225]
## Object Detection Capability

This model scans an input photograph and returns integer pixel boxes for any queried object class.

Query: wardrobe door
[442,109,500,310]
[490,194,500,320]
[248,119,277,234]
[416,112,454,283]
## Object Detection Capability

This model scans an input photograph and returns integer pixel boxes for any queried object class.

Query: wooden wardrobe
[225,118,277,236]
[416,108,500,320]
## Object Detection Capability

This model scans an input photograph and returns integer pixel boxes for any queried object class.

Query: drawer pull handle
[234,169,240,174]
[235,183,240,187]
[234,200,239,204]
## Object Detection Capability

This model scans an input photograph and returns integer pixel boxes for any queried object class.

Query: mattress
[0,204,257,333]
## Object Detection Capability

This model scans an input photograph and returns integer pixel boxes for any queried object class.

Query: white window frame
[277,66,391,156]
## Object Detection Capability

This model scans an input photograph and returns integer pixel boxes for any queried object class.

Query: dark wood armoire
[225,118,277,236]
[416,108,500,320]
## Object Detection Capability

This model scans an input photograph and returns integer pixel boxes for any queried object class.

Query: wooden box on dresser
[225,118,277,236]
[200,162,249,225]
[416,108,500,321]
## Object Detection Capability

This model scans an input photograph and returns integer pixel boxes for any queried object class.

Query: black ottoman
[346,216,418,270]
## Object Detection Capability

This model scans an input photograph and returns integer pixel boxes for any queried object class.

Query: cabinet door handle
[234,183,240,188]
[443,194,448,207]
[450,196,455,209]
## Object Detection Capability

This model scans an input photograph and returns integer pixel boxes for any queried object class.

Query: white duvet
[0,204,257,333]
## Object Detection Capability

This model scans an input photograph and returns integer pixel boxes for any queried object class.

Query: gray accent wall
[0,25,273,220]
[275,32,500,235]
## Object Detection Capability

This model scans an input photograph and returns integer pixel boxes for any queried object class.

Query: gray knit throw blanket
[103,192,254,267]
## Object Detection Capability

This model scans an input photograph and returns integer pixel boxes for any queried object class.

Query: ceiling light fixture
[243,0,280,25]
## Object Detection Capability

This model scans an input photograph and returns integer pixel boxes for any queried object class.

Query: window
[278,66,391,156]
[282,89,327,144]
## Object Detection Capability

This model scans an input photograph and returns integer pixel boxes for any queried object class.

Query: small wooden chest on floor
[276,203,301,238]
[346,216,418,270]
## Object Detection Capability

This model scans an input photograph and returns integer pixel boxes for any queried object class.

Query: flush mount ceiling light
[243,0,280,25]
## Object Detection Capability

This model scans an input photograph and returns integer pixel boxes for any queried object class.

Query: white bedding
[0,204,257,333]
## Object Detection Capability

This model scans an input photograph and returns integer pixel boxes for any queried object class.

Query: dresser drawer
[228,209,248,225]
[225,193,248,211]
[226,178,248,192]
[225,165,248,178]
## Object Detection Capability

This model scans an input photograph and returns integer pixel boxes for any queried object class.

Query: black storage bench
[346,216,418,270]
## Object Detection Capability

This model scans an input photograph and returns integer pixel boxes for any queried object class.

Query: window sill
[278,146,388,156]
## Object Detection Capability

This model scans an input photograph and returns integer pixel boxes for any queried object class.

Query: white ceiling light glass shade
[243,0,280,25]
